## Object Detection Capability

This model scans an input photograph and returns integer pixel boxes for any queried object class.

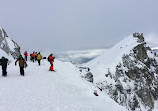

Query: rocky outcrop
[84,33,158,111]
[0,26,21,59]
[79,67,93,83]
[99,33,158,110]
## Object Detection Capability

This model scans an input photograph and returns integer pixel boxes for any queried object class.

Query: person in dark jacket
[15,55,27,76]
[35,52,38,61]
[0,57,8,77]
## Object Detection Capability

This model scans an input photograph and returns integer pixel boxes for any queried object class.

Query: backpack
[43,57,46,59]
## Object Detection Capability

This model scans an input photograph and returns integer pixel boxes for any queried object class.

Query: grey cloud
[0,0,158,52]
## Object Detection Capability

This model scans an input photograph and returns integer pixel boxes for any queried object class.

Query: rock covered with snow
[0,26,21,59]
[84,33,158,111]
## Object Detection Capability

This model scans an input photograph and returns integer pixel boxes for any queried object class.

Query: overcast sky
[0,0,158,52]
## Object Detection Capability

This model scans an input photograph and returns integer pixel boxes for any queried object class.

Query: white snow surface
[84,35,140,82]
[5,37,16,51]
[0,58,127,111]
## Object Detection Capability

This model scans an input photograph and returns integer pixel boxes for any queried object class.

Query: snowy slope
[0,59,127,111]
[85,34,139,82]
[0,49,11,59]
[0,49,13,62]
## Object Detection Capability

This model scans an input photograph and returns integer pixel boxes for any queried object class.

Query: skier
[24,51,28,61]
[37,52,42,66]
[48,53,55,71]
[0,57,8,77]
[15,55,27,76]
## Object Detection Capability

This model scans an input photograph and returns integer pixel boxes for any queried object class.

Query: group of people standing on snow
[25,51,43,66]
[0,51,55,77]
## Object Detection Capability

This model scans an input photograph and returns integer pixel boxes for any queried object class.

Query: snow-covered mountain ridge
[83,33,158,111]
[0,26,21,59]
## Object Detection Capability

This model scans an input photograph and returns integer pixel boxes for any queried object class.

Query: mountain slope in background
[0,26,21,59]
[152,47,158,53]
[55,49,106,64]
[83,33,158,111]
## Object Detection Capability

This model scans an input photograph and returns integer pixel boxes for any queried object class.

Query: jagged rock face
[0,26,21,59]
[79,67,93,83]
[99,34,158,110]
[85,33,158,111]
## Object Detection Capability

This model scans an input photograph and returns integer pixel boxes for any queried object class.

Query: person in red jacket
[24,51,28,61]
[48,53,55,71]
[30,54,32,61]
[31,52,35,62]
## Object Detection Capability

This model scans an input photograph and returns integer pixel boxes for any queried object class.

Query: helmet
[1,56,5,59]
[19,55,22,58]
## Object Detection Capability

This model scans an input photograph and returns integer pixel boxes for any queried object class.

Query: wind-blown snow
[0,54,127,111]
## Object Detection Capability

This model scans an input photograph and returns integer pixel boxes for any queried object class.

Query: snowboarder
[37,52,42,66]
[24,51,28,61]
[15,55,27,76]
[0,57,8,77]
[48,53,55,71]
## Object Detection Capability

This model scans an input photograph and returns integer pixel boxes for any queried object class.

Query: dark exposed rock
[84,72,93,83]
[133,43,148,60]
[79,67,93,83]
